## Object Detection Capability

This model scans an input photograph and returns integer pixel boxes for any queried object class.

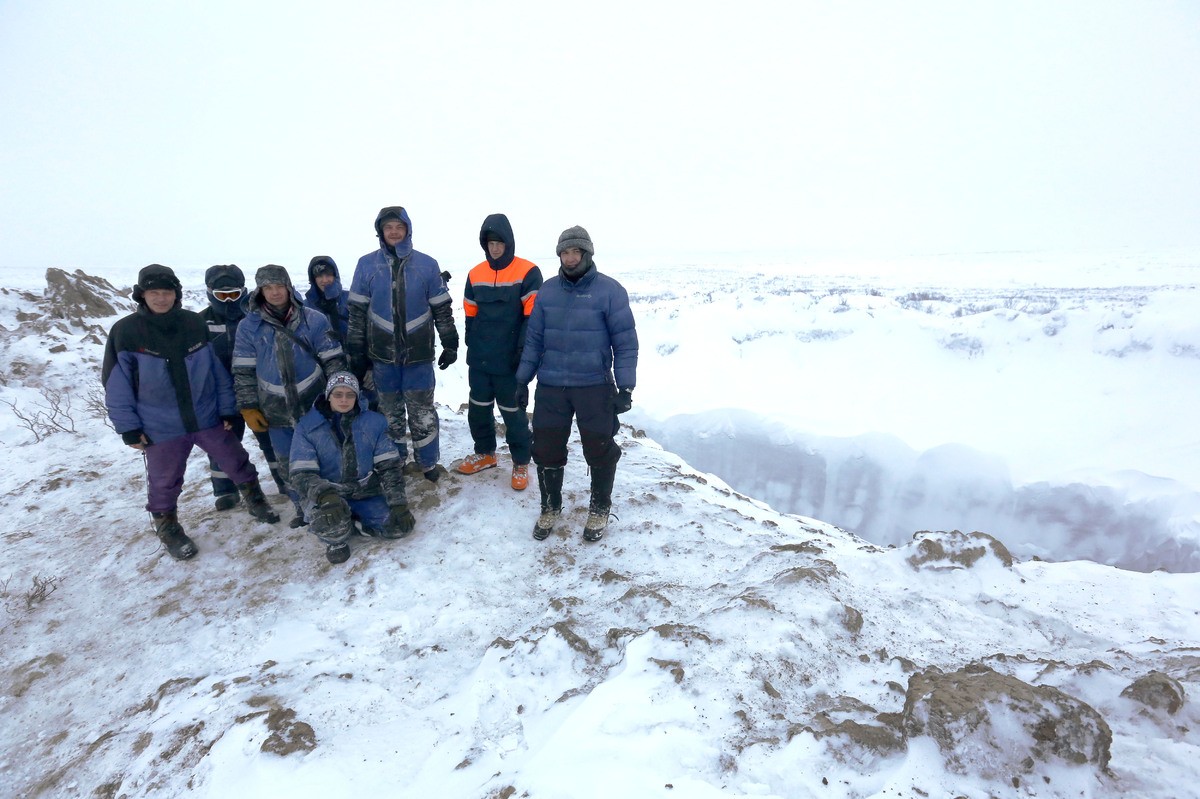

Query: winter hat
[555,225,594,256]
[254,264,293,289]
[308,256,338,280]
[324,371,360,399]
[132,264,183,307]
[137,264,183,293]
[205,264,245,291]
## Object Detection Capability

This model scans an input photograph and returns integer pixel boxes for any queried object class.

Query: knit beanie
[137,264,183,293]
[556,226,594,256]
[325,371,360,398]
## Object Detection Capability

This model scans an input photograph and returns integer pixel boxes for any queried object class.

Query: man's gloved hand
[614,388,633,415]
[362,368,376,392]
[310,490,351,537]
[121,429,151,448]
[438,348,458,370]
[240,408,269,433]
[515,382,529,409]
[384,504,416,538]
[440,270,452,285]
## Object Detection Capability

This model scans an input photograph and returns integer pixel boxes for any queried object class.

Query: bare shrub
[83,385,114,430]
[2,387,79,441]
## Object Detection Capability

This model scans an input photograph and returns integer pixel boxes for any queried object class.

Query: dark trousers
[467,367,531,465]
[207,415,286,498]
[530,383,620,470]
[145,425,258,514]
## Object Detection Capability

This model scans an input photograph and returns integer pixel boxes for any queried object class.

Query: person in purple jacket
[102,264,280,560]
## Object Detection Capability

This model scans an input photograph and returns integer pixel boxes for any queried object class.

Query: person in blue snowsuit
[347,206,459,482]
[516,226,638,543]
[303,255,349,343]
[198,264,288,509]
[289,371,416,564]
[233,264,347,527]
[102,264,280,560]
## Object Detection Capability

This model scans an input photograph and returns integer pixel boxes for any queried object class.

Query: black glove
[350,356,369,381]
[311,491,351,538]
[121,429,150,446]
[440,270,452,285]
[385,504,416,538]
[515,382,529,409]
[614,388,633,415]
[438,348,458,370]
[220,414,241,425]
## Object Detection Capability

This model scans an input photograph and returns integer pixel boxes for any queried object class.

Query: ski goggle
[212,288,244,302]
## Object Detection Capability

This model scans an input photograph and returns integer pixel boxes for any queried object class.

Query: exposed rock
[906,530,1014,570]
[1121,670,1186,715]
[43,268,126,322]
[260,708,317,755]
[903,663,1111,777]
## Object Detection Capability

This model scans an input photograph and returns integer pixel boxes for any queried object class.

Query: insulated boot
[214,493,240,512]
[533,466,564,541]
[238,480,281,524]
[152,512,198,560]
[511,463,529,491]
[325,542,351,565]
[583,461,618,542]
[583,504,612,542]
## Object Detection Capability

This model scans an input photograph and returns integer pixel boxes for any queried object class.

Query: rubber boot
[533,466,564,540]
[238,480,281,524]
[152,512,198,560]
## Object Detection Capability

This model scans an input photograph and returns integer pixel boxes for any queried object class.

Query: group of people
[102,207,639,565]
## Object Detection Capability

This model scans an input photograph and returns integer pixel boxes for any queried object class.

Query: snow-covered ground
[1,251,1198,798]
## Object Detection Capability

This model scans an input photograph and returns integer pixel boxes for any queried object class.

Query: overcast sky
[1,1,1198,279]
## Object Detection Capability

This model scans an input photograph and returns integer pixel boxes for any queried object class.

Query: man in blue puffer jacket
[347,206,459,482]
[233,264,347,527]
[103,264,280,560]
[290,372,416,564]
[516,226,638,543]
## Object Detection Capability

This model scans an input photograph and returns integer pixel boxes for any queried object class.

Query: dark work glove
[614,388,633,415]
[515,382,529,409]
[440,270,452,285]
[311,491,351,538]
[384,504,416,538]
[121,429,151,447]
[438,348,458,370]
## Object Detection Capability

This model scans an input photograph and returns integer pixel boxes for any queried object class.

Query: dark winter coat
[303,256,349,344]
[232,292,347,428]
[289,398,405,507]
[464,214,543,375]
[103,301,236,444]
[516,262,638,390]
[347,206,458,370]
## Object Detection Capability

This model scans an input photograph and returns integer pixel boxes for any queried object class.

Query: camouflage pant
[373,361,439,469]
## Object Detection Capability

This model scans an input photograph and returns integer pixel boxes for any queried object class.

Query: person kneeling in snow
[289,371,416,564]
[102,264,280,561]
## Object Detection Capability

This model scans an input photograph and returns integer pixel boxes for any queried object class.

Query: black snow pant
[208,415,286,499]
[530,383,621,509]
[467,367,531,465]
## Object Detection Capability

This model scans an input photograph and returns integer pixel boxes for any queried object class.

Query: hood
[374,206,414,258]
[132,264,183,309]
[479,213,516,270]
[204,264,248,318]
[307,255,340,285]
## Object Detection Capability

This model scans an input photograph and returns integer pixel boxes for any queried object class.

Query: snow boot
[583,504,612,542]
[583,461,618,542]
[533,466,564,541]
[214,493,240,512]
[325,541,351,565]
[238,480,281,524]
[152,512,197,560]
[457,452,498,474]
